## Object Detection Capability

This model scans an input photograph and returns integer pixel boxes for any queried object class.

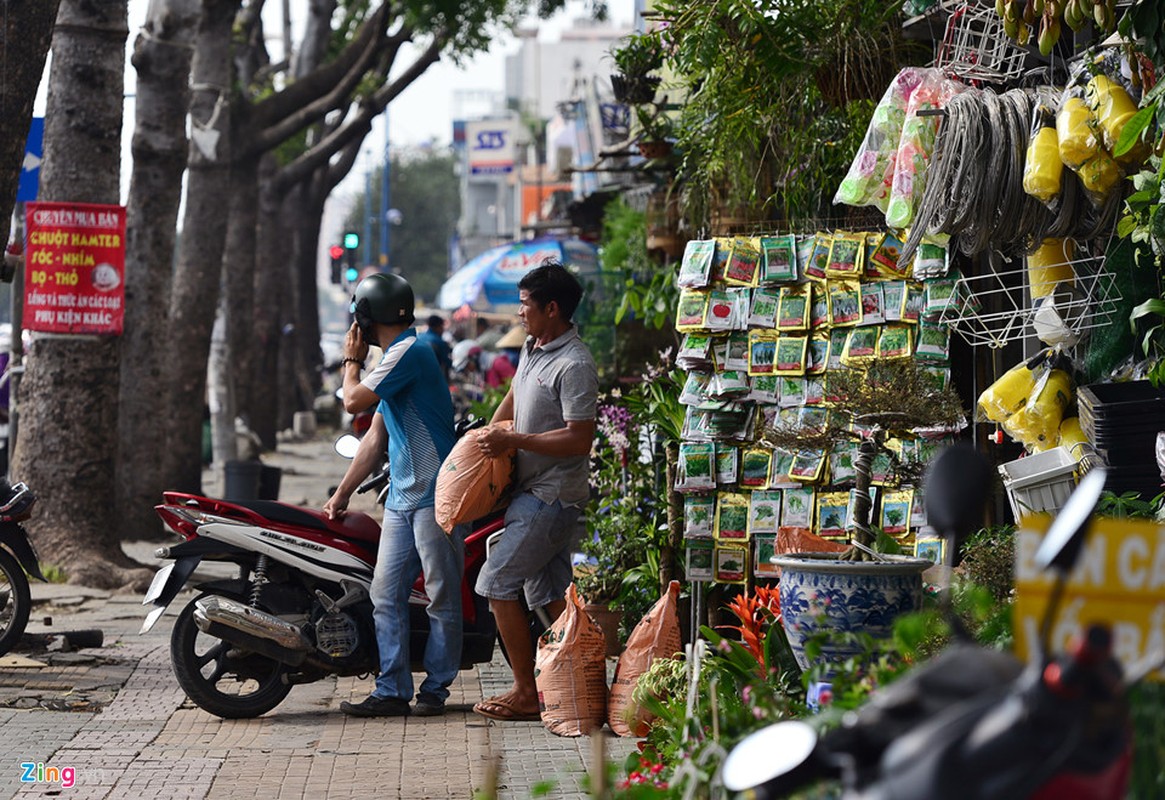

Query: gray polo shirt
[512,325,598,507]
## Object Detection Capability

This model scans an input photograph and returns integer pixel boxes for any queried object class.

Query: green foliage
[468,383,509,422]
[622,365,686,447]
[599,197,678,331]
[1096,489,1165,519]
[960,525,1016,603]
[609,30,666,77]
[577,497,661,606]
[1130,682,1165,799]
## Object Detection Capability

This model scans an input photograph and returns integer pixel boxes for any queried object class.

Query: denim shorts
[475,491,581,609]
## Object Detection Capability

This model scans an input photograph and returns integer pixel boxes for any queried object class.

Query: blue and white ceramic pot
[772,552,931,672]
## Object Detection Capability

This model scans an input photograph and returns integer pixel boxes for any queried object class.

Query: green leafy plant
[609,31,665,78]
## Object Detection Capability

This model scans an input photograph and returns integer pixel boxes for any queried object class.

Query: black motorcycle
[0,481,45,655]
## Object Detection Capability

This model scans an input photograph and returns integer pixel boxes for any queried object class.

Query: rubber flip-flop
[472,696,541,722]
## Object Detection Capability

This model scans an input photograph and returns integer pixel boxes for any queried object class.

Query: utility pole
[380,110,390,269]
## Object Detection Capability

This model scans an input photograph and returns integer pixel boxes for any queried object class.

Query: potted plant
[635,105,674,160]
[609,32,664,105]
[760,359,965,670]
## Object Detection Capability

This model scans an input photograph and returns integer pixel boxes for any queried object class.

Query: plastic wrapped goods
[1056,93,1099,169]
[1002,369,1073,451]
[1058,416,1088,459]
[1022,96,1063,204]
[886,74,965,230]
[1086,73,1144,163]
[978,361,1040,423]
[1077,148,1122,203]
[1027,238,1075,300]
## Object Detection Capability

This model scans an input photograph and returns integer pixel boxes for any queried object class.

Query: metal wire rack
[933,1,1028,84]
[936,250,1124,349]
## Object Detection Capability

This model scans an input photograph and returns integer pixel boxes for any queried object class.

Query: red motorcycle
[140,478,506,719]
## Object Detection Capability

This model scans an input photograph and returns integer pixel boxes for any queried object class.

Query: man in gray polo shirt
[471,260,597,722]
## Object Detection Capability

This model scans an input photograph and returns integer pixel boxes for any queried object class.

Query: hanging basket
[637,139,673,160]
[611,73,661,105]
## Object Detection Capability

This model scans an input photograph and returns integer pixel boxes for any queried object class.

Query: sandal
[472,696,541,722]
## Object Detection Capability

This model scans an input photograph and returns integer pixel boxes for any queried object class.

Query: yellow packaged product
[1026,239,1075,300]
[1056,95,1099,169]
[1001,369,1073,450]
[1058,416,1088,460]
[978,361,1039,423]
[1023,126,1063,203]
[1077,149,1122,200]
[1086,74,1146,164]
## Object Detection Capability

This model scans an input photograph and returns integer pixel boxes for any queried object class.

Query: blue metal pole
[380,110,390,268]
[363,161,373,267]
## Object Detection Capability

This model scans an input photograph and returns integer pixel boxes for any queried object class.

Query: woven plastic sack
[608,581,682,737]
[535,583,608,737]
[434,421,513,533]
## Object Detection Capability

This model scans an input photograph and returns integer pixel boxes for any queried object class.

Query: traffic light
[343,231,360,251]
[329,244,344,284]
[344,265,360,285]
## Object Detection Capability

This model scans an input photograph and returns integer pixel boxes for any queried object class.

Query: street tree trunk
[12,1,141,589]
[251,155,290,449]
[0,0,61,254]
[118,0,202,540]
[163,0,241,494]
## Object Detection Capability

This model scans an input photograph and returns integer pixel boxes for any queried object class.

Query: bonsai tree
[762,358,964,561]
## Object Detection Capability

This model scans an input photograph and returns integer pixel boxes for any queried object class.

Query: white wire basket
[937,250,1124,349]
[933,2,1028,84]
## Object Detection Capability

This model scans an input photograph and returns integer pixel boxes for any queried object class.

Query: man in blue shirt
[417,313,452,381]
[324,273,461,718]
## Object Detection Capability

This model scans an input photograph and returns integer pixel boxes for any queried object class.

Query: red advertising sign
[24,201,126,335]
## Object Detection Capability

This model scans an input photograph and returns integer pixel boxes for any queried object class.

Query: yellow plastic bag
[1056,95,1099,169]
[1077,149,1122,202]
[1002,369,1073,451]
[978,361,1039,423]
[1023,126,1063,204]
[1058,417,1088,460]
[1086,74,1146,164]
[1026,239,1075,300]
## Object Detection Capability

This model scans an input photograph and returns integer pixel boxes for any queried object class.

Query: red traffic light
[329,245,344,260]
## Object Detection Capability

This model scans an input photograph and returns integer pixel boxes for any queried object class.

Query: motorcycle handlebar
[356,468,389,495]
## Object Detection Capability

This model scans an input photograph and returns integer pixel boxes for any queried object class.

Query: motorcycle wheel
[170,595,292,719]
[0,548,30,656]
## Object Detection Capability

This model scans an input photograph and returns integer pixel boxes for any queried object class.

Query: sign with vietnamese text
[466,119,517,176]
[1014,514,1165,681]
[24,202,126,335]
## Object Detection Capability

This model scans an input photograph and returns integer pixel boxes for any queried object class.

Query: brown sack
[608,580,682,737]
[434,421,514,533]
[535,583,608,737]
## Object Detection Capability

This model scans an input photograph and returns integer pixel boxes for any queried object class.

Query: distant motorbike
[0,481,45,656]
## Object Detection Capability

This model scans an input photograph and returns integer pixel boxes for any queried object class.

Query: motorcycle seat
[233,500,381,544]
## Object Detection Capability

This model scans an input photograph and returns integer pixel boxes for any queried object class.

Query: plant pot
[584,603,624,658]
[611,73,660,105]
[637,139,673,160]
[772,552,931,673]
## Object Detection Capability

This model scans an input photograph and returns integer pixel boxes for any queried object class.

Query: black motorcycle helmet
[350,272,415,346]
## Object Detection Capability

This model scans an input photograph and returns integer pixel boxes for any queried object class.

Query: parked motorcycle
[722,447,1149,800]
[140,442,507,719]
[0,480,45,656]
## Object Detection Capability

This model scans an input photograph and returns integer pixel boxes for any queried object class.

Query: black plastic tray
[1078,381,1165,419]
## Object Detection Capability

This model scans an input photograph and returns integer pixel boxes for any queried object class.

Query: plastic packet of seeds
[843,326,879,363]
[790,449,827,484]
[715,445,740,486]
[686,539,714,581]
[902,283,925,324]
[870,229,908,277]
[741,449,773,488]
[749,489,782,534]
[911,239,950,280]
[710,336,729,370]
[881,489,913,536]
[675,290,710,331]
[798,406,830,434]
[877,325,914,359]
[705,288,735,332]
[829,441,859,484]
[923,275,960,320]
[845,487,880,531]
[724,238,762,286]
[761,235,799,283]
[825,232,865,278]
[860,282,886,325]
[678,239,716,288]
[749,286,780,328]
[827,328,849,370]
[768,448,799,488]
[804,375,827,406]
[710,239,732,283]
[679,372,711,406]
[715,492,750,540]
[817,492,851,539]
[725,331,751,371]
[806,334,830,376]
[677,442,716,491]
[677,333,713,371]
[754,535,780,578]
[683,494,716,540]
[828,281,863,326]
[777,284,811,331]
[774,335,808,375]
[795,235,817,276]
[714,545,748,584]
[883,280,907,322]
[782,485,816,527]
[778,376,806,408]
[747,330,778,376]
[711,370,751,398]
[915,321,951,362]
[809,284,830,329]
[805,234,832,280]
[750,374,779,403]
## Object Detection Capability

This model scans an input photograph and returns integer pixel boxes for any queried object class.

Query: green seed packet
[714,545,748,584]
[774,336,808,375]
[741,448,773,488]
[761,234,798,283]
[883,280,907,322]
[924,276,960,319]
[684,493,716,539]
[676,290,710,331]
[679,371,711,406]
[754,535,780,577]
[843,326,879,362]
[825,232,864,278]
[828,281,863,326]
[749,489,783,534]
[902,283,925,323]
[678,239,716,288]
[724,237,762,286]
[748,330,779,376]
[749,286,780,328]
[778,376,805,407]
[829,441,859,484]
[915,321,951,361]
[809,283,830,329]
[750,374,779,403]
[769,447,798,488]
[827,327,850,370]
[913,240,948,279]
[795,235,817,276]
[686,539,715,581]
[789,448,826,483]
[806,333,830,375]
[817,491,851,538]
[877,324,914,359]
[715,444,740,485]
[881,489,913,536]
[806,233,832,280]
[782,486,816,527]
[726,331,751,371]
[777,285,811,331]
[677,442,716,491]
[715,492,751,541]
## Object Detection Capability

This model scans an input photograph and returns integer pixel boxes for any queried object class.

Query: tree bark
[0,0,61,252]
[13,0,142,590]
[251,155,289,449]
[118,0,202,540]
[217,157,259,449]
[163,0,241,494]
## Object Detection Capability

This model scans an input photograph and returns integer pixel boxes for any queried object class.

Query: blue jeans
[370,506,464,702]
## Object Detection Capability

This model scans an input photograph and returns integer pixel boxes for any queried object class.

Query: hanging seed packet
[912,239,949,279]
[808,284,830,329]
[878,325,914,359]
[715,492,751,541]
[710,239,732,283]
[705,288,736,332]
[747,330,778,376]
[871,230,907,276]
[749,286,780,328]
[804,375,827,406]
[859,282,886,325]
[806,234,832,280]
[749,374,779,403]
[910,489,927,528]
[726,332,751,371]
[774,336,808,375]
[798,406,829,433]
[777,376,806,407]
[883,280,907,321]
[789,449,826,483]
[724,238,762,286]
[829,441,859,484]
[710,336,729,370]
[730,287,752,330]
[714,545,748,584]
[679,333,711,362]
[677,442,716,491]
[749,490,783,534]
[715,445,740,486]
[828,281,863,326]
[870,449,894,485]
[825,232,865,278]
[777,285,811,331]
[768,448,798,488]
[817,492,851,539]
[827,328,850,370]
[682,408,714,441]
[676,290,710,331]
[684,494,716,539]
[761,234,798,283]
[796,235,817,276]
[710,370,750,399]
[782,486,816,528]
[902,283,925,323]
[754,535,780,578]
[686,540,715,581]
[843,326,879,362]
[678,239,716,288]
[881,489,913,535]
[864,231,888,278]
[923,276,960,320]
[915,322,951,361]
[920,365,951,391]
[741,448,773,488]
[806,334,830,376]
[679,372,711,406]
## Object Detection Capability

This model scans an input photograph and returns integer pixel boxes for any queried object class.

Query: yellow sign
[1014,514,1165,681]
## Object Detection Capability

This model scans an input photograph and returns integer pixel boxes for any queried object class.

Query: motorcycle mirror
[721,721,818,794]
[1035,466,1106,574]
[334,434,361,459]
[924,444,992,546]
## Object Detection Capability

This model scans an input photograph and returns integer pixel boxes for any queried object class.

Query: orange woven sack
[608,580,682,737]
[535,584,608,736]
[434,421,513,533]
